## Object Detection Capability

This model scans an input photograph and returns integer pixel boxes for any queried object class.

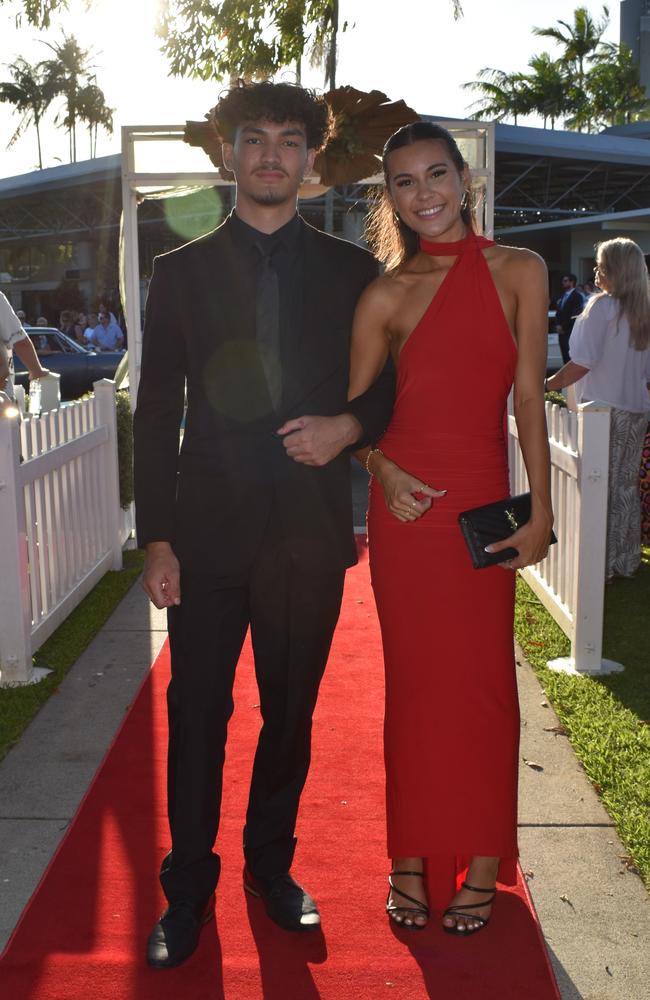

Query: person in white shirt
[546,237,650,581]
[88,310,124,351]
[0,346,12,416]
[0,292,49,404]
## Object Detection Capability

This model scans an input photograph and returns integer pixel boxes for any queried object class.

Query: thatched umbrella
[314,86,418,185]
[183,85,419,187]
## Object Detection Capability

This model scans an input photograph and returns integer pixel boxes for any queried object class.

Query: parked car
[13,327,124,400]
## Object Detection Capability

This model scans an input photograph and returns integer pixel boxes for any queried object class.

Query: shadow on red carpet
[0,544,559,999]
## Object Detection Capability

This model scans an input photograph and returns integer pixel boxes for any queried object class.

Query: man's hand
[142,541,181,608]
[28,366,51,380]
[277,413,361,466]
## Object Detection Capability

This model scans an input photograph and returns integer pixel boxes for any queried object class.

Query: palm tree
[584,42,649,128]
[463,68,532,125]
[75,80,114,157]
[41,33,96,162]
[524,53,569,129]
[0,57,56,168]
[533,5,609,91]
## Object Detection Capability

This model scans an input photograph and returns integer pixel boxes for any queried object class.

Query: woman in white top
[546,237,650,580]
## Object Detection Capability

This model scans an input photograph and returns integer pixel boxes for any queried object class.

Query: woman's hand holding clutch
[368,451,446,523]
[485,514,554,570]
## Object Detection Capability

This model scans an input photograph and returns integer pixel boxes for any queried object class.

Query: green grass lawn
[0,549,145,762]
[515,547,650,885]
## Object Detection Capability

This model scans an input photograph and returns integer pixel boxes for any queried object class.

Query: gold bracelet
[365,447,384,474]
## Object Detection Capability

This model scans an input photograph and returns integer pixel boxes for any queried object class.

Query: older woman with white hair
[546,237,650,581]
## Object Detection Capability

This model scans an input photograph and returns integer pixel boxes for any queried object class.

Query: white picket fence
[0,380,133,686]
[508,396,623,675]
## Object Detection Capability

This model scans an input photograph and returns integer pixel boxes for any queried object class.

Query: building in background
[620,0,650,97]
[1,118,649,330]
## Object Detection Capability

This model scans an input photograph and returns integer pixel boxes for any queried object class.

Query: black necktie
[255,240,282,410]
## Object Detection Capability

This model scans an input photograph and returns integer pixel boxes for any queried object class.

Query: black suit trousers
[160,509,345,904]
[559,330,571,364]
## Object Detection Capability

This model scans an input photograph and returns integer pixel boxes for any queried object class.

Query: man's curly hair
[213,81,332,151]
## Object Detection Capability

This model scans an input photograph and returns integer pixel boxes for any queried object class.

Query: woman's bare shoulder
[358,268,411,312]
[487,243,547,277]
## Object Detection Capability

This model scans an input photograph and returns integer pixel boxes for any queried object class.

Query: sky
[0,0,621,180]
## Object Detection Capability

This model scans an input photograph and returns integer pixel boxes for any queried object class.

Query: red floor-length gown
[367,230,520,912]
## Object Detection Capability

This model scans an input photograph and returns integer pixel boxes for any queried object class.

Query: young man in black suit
[555,272,584,363]
[134,81,392,968]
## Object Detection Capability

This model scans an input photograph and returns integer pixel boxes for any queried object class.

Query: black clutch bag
[458,492,557,569]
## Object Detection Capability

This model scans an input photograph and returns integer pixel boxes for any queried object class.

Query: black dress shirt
[229,211,303,405]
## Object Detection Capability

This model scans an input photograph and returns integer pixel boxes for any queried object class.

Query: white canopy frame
[121,120,494,400]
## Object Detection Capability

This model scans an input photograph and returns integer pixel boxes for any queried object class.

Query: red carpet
[1,544,559,999]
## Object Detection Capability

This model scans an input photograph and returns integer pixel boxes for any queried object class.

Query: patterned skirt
[640,423,650,547]
[607,408,649,579]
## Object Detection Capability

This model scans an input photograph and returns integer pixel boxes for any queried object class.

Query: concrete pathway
[1,568,648,998]
[0,585,166,952]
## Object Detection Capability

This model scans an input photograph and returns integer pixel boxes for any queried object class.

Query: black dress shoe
[243,866,320,932]
[146,893,215,968]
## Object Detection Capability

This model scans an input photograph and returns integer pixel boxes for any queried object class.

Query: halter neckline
[419,229,477,257]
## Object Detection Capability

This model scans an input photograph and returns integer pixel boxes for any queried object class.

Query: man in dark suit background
[133,81,392,968]
[555,272,584,363]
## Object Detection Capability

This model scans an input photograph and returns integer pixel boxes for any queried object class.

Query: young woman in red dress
[349,123,554,934]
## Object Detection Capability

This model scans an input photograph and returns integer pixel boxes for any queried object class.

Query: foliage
[0,21,113,164]
[75,81,114,158]
[0,549,145,762]
[116,389,133,509]
[523,52,569,129]
[465,4,649,132]
[582,43,649,130]
[533,3,610,89]
[0,0,69,28]
[514,556,650,885]
[0,56,57,168]
[463,68,534,125]
[158,0,343,86]
[544,390,568,409]
[41,33,113,162]
[159,1,461,87]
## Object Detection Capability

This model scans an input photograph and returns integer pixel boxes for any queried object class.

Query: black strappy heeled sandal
[386,870,430,930]
[442,881,496,936]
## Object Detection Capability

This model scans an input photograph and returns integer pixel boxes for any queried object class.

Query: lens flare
[163,188,225,242]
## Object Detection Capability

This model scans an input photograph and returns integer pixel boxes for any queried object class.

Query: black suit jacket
[555,288,584,336]
[133,216,392,576]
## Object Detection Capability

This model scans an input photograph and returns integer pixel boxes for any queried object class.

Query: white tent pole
[486,123,496,239]
[117,119,494,402]
[121,126,143,402]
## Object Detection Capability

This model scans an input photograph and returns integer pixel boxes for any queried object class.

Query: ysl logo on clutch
[505,508,519,531]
